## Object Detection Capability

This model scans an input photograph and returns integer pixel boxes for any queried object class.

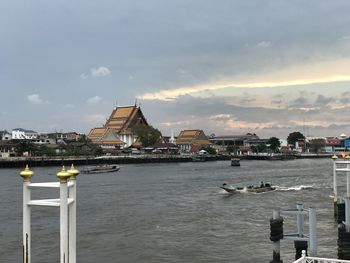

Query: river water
[0,159,342,262]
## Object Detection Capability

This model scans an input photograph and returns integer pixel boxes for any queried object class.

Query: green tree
[36,145,56,157]
[15,140,37,156]
[287,131,305,146]
[77,134,92,143]
[132,124,162,147]
[251,144,268,153]
[267,137,281,152]
[200,146,217,155]
[226,145,238,154]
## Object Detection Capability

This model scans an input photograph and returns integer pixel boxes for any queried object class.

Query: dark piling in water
[270,210,283,263]
[294,240,307,260]
[338,224,350,259]
[338,202,345,224]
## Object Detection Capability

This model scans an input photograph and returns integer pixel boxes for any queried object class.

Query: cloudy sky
[2,0,350,138]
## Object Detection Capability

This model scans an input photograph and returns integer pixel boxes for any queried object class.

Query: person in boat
[260,181,264,188]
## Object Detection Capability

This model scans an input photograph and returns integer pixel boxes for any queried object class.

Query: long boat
[246,183,275,193]
[220,182,275,193]
[81,164,120,174]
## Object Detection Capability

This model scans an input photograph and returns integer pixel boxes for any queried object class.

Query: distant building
[295,139,306,152]
[0,130,12,140]
[47,132,82,143]
[0,140,17,158]
[325,137,343,153]
[244,138,269,147]
[31,134,56,145]
[176,129,212,153]
[209,133,259,147]
[88,105,150,149]
[12,128,38,140]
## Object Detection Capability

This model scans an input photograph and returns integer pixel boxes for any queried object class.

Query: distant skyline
[2,1,350,138]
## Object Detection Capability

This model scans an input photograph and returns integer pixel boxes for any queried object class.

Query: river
[0,159,341,262]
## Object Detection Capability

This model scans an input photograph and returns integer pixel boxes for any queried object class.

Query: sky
[2,0,350,139]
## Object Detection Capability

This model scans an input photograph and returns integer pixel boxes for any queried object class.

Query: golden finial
[57,166,70,182]
[20,165,34,182]
[332,155,338,160]
[67,164,79,180]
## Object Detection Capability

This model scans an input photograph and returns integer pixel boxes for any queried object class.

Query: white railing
[20,165,79,263]
[294,251,350,263]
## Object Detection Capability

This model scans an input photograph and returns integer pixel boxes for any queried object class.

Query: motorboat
[246,182,275,193]
[220,182,275,193]
[220,183,236,193]
[231,158,240,166]
[81,164,120,174]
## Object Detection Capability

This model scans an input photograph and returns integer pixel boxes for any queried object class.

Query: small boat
[192,156,206,162]
[81,164,120,174]
[231,158,240,166]
[246,182,275,193]
[220,183,236,193]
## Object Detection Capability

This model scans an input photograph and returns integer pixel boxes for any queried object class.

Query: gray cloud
[315,94,335,105]
[2,1,350,137]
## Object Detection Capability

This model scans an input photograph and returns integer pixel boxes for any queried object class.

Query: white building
[12,128,38,140]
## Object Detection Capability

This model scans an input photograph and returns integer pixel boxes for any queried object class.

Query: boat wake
[275,185,314,191]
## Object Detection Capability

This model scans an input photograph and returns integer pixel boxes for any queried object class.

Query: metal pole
[68,165,79,263]
[308,207,317,257]
[271,209,282,263]
[333,155,339,218]
[345,198,350,232]
[20,165,34,263]
[58,167,70,263]
[333,156,338,203]
[347,161,350,198]
[296,203,304,237]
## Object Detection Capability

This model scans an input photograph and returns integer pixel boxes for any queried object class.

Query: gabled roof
[12,128,37,133]
[88,127,108,143]
[88,128,125,145]
[105,105,148,133]
[176,129,211,145]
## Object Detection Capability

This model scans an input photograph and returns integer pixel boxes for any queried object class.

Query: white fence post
[68,164,79,263]
[58,167,71,263]
[20,165,79,263]
[20,165,34,263]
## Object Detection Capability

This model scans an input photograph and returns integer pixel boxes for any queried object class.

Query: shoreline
[0,153,334,168]
[0,155,229,168]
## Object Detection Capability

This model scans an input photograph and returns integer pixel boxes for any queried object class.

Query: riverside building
[88,104,150,149]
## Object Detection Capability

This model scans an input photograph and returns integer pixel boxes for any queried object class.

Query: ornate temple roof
[88,105,150,146]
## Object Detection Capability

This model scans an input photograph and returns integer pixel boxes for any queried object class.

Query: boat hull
[220,186,236,193]
[81,165,120,174]
[231,158,240,166]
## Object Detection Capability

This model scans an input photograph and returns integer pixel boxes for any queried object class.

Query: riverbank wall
[0,153,335,168]
[0,155,231,168]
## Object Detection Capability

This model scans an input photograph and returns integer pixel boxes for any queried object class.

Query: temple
[88,105,149,149]
[175,129,212,153]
